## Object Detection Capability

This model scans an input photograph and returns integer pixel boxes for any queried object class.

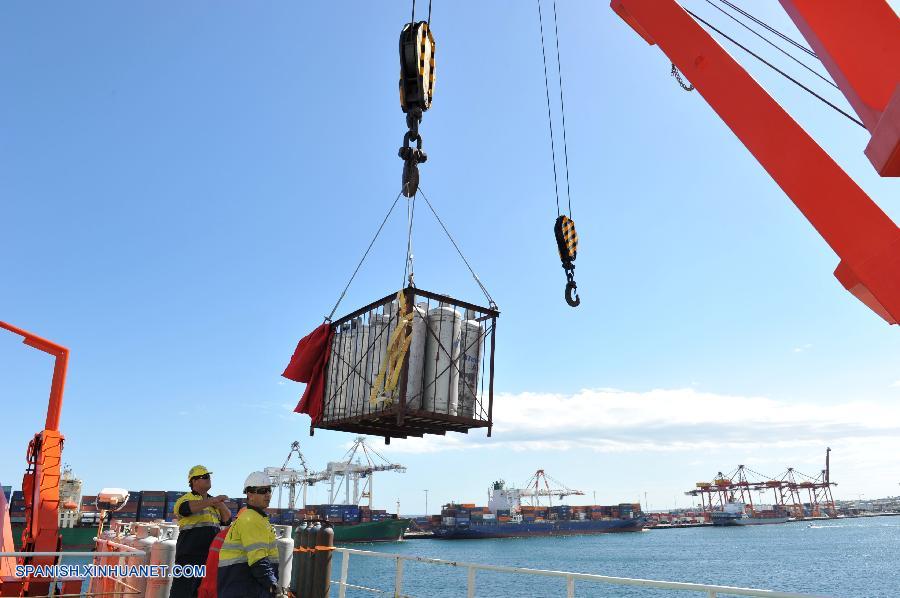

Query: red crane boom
[611,0,900,325]
[0,322,69,596]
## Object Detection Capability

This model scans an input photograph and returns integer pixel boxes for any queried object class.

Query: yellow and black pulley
[554,215,580,307]
[398,20,436,198]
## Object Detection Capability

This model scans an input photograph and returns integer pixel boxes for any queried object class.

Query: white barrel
[368,312,395,404]
[457,319,483,418]
[346,318,370,417]
[145,523,178,598]
[423,306,462,415]
[370,303,427,409]
[325,324,351,421]
[273,524,295,589]
[405,304,428,409]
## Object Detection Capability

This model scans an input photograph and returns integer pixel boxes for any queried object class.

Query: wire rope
[417,186,496,308]
[685,9,866,129]
[712,0,818,59]
[703,0,837,89]
[551,0,573,218]
[326,191,404,321]
[537,0,561,217]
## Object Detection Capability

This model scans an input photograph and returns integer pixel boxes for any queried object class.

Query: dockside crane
[312,437,406,507]
[266,441,313,510]
[519,469,585,507]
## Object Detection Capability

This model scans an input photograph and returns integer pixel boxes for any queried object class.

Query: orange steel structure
[0,322,79,597]
[687,449,838,519]
[611,0,900,325]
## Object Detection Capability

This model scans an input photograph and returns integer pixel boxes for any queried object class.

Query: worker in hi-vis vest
[217,471,283,597]
[169,465,232,598]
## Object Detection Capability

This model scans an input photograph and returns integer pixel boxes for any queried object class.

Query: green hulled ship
[331,518,410,543]
[11,525,98,550]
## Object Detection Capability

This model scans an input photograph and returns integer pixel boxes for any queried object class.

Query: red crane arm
[779,0,900,176]
[0,322,68,594]
[610,0,900,325]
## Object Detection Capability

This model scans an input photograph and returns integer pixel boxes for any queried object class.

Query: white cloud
[891,380,900,388]
[381,387,900,459]
[793,343,813,353]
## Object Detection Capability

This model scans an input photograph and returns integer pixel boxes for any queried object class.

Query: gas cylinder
[457,318,483,418]
[405,303,428,409]
[291,524,308,592]
[132,523,159,594]
[423,305,462,414]
[273,524,294,590]
[346,318,370,417]
[145,523,178,598]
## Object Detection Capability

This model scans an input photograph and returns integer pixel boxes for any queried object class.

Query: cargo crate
[312,287,498,441]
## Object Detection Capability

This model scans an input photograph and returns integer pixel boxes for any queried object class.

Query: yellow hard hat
[188,465,212,482]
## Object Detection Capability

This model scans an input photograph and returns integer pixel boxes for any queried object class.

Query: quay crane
[518,469,585,507]
[314,437,406,507]
[686,448,838,518]
[265,440,313,511]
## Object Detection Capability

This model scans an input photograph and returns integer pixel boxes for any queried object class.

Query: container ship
[433,475,646,539]
[710,502,791,526]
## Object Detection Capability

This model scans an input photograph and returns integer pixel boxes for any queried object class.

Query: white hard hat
[244,471,271,491]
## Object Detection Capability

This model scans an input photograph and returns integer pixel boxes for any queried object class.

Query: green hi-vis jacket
[217,506,279,598]
[172,492,227,561]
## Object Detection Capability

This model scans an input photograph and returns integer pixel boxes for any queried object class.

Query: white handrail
[333,547,832,598]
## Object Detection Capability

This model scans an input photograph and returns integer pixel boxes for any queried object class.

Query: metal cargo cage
[313,286,498,441]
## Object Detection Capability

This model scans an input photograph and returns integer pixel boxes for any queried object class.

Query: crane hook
[565,278,580,307]
[554,215,580,308]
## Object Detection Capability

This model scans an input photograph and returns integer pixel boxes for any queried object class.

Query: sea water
[336,515,900,597]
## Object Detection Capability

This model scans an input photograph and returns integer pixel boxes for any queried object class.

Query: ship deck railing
[332,547,831,598]
[0,550,143,597]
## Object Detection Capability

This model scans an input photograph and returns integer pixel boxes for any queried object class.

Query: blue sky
[2,1,898,514]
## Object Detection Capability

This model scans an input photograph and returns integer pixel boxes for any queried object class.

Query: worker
[217,471,283,597]
[169,465,232,598]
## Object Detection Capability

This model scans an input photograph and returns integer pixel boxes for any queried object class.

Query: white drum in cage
[346,317,370,417]
[457,318,484,418]
[406,304,428,409]
[369,302,428,409]
[423,305,462,415]
[325,323,352,421]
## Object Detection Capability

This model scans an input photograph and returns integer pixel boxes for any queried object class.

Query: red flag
[282,323,334,423]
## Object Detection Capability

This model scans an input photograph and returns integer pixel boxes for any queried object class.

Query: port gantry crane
[612,0,900,325]
[312,437,406,508]
[266,440,314,511]
[687,449,838,518]
[267,438,406,509]
[519,469,585,507]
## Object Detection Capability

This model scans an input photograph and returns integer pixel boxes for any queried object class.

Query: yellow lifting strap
[370,290,415,405]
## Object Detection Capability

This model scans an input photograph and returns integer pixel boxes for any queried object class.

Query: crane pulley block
[554,215,580,307]
[399,21,435,116]
[398,20,435,198]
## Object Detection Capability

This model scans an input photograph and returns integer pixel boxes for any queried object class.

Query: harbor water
[336,516,899,597]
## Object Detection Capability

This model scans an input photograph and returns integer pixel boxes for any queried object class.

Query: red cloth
[282,323,334,423]
[197,527,229,598]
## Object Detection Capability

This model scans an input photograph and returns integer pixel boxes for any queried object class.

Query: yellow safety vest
[218,507,278,568]
[172,492,222,531]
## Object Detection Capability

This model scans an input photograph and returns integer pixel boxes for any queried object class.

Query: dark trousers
[168,553,207,598]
